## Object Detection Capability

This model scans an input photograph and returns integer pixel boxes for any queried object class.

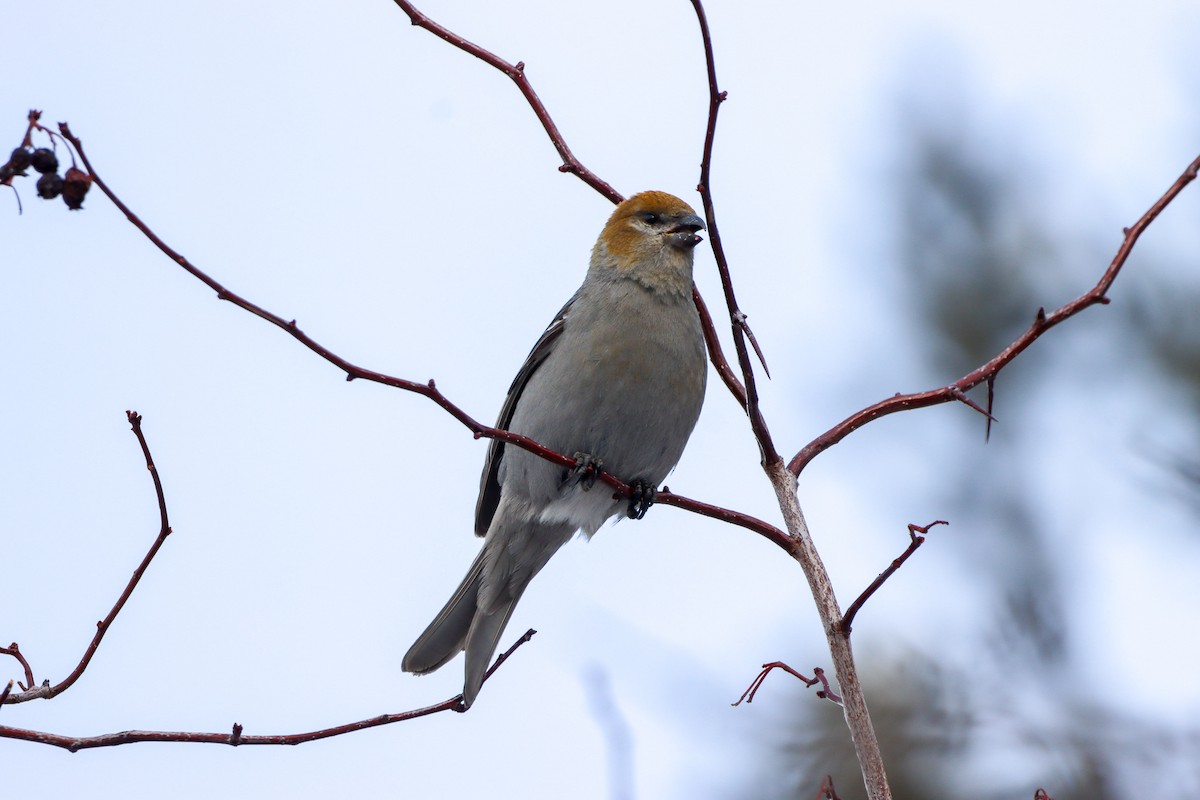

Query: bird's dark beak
[667,213,706,248]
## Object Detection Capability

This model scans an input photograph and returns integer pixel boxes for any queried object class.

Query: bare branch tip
[908,519,948,537]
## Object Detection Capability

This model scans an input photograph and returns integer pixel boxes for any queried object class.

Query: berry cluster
[2,144,91,210]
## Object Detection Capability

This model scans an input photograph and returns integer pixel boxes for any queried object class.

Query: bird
[402,190,709,707]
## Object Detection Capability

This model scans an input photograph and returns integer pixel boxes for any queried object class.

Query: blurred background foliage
[730,69,1200,800]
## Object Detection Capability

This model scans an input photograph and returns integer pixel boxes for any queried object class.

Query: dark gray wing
[474,292,579,536]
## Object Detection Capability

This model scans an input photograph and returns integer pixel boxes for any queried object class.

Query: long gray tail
[402,549,487,677]
[403,517,574,708]
[401,549,526,707]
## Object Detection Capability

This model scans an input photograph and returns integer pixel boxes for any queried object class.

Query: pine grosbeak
[403,191,708,707]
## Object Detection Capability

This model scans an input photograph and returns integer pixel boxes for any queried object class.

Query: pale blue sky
[3,2,1198,798]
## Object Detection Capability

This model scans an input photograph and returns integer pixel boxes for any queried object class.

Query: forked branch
[2,411,171,706]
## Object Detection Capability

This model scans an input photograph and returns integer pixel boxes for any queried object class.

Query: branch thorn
[985,375,996,442]
[950,387,995,424]
[736,312,771,379]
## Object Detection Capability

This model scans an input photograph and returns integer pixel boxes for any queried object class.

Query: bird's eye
[640,212,659,225]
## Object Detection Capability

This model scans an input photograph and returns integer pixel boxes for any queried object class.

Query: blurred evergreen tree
[729,75,1200,800]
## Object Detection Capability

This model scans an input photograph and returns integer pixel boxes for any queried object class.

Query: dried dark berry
[37,172,64,199]
[61,166,91,209]
[9,147,32,172]
[31,148,58,174]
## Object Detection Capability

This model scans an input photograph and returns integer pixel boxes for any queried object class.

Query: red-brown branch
[0,630,536,750]
[788,152,1200,476]
[733,661,819,706]
[50,124,784,552]
[391,1,620,203]
[656,488,789,551]
[733,661,844,707]
[0,644,34,693]
[687,0,779,466]
[390,1,749,412]
[840,520,946,635]
[2,411,171,705]
[692,285,748,410]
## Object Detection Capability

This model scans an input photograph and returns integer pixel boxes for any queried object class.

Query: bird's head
[590,191,706,295]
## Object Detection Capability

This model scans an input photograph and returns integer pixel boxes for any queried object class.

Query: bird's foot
[627,479,656,520]
[567,452,604,491]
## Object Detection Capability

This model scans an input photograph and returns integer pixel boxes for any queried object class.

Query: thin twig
[656,488,790,551]
[692,286,748,410]
[0,644,34,692]
[391,2,619,203]
[732,661,818,706]
[2,411,172,705]
[788,152,1200,475]
[0,631,537,749]
[812,666,842,705]
[687,0,780,467]
[840,521,947,635]
[389,1,748,415]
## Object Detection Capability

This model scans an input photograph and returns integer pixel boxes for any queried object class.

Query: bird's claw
[567,452,603,490]
[627,479,656,520]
